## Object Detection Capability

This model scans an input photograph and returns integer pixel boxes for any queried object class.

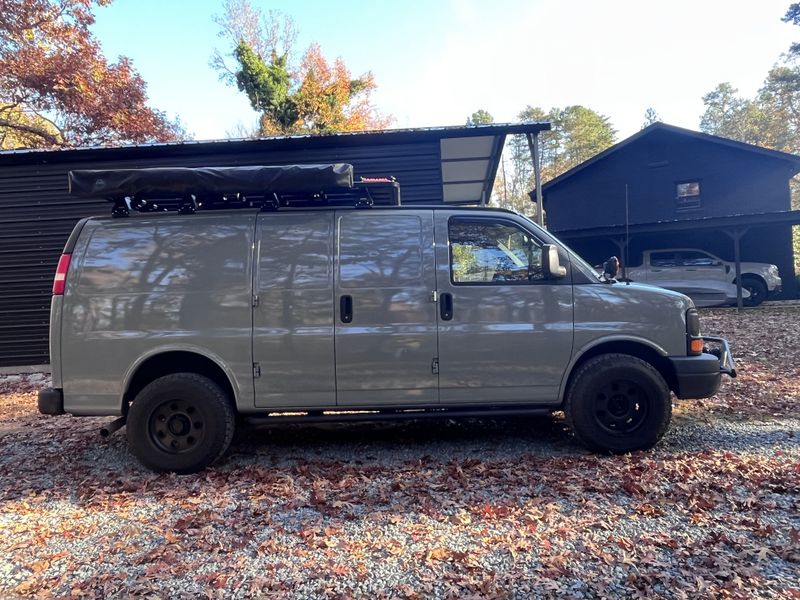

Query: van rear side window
[78,223,251,293]
[338,214,423,288]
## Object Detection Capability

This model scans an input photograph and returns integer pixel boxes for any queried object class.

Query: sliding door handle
[439,292,453,321]
[340,295,353,323]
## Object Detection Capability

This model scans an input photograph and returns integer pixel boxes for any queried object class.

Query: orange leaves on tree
[0,0,183,149]
[214,0,391,136]
[293,43,389,134]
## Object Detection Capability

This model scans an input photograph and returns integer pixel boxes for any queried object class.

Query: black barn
[542,123,800,297]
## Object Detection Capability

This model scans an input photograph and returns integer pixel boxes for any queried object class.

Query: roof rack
[67,164,401,217]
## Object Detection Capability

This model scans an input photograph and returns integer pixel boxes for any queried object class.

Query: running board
[243,405,555,426]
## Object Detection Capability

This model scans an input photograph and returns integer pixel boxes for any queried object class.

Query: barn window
[676,181,701,211]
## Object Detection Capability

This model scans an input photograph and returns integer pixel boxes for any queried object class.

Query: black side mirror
[603,256,620,280]
[543,244,567,279]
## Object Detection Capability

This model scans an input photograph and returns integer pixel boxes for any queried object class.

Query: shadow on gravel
[226,414,579,461]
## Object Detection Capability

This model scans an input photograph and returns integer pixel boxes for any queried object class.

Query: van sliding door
[334,210,439,406]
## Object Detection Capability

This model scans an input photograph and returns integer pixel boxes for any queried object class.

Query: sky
[91,0,799,142]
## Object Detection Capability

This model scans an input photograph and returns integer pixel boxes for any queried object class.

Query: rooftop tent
[68,163,355,198]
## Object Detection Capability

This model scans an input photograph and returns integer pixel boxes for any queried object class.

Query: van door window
[449,219,544,284]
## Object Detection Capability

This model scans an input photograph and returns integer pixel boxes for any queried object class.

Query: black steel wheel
[741,276,767,307]
[148,398,207,454]
[127,373,235,473]
[565,353,671,453]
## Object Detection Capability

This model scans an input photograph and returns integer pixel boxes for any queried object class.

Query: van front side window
[449,219,544,284]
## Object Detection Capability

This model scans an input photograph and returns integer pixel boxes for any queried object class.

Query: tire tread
[565,353,671,453]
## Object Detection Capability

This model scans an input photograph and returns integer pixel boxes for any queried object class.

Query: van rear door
[334,210,439,405]
[253,212,336,408]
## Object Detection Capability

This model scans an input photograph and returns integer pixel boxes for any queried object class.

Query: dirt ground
[0,307,798,599]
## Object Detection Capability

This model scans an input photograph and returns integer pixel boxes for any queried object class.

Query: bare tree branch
[0,116,62,146]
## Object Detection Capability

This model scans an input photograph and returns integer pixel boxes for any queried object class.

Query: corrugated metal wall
[0,139,442,367]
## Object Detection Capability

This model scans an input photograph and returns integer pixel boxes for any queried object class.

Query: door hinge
[430,290,439,302]
[253,362,261,378]
[431,358,439,375]
[252,294,260,307]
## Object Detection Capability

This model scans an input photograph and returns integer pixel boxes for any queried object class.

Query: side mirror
[603,256,620,280]
[543,244,567,279]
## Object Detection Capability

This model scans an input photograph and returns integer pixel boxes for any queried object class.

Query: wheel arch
[122,347,239,413]
[733,272,767,287]
[559,338,676,406]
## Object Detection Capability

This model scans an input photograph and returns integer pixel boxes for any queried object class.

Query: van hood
[606,280,696,309]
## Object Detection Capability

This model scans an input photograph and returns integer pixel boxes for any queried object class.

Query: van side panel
[571,282,689,361]
[253,212,336,408]
[61,214,255,415]
[50,217,92,390]
[48,296,64,389]
[334,211,439,405]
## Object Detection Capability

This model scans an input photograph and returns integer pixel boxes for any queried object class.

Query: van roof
[85,203,526,222]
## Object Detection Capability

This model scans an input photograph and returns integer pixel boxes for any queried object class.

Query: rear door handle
[439,292,453,321]
[340,295,353,323]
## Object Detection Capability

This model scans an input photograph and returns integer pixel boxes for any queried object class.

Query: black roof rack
[67,164,401,217]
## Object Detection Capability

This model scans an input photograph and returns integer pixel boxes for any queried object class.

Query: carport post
[525,132,545,228]
[723,228,747,311]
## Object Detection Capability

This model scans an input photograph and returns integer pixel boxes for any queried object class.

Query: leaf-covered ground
[0,307,798,599]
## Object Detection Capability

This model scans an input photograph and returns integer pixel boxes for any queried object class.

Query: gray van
[38,164,736,473]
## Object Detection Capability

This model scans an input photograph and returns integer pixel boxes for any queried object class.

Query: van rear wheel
[127,373,235,473]
[565,354,671,453]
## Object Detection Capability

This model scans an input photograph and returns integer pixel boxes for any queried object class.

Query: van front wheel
[127,373,235,473]
[565,354,671,453]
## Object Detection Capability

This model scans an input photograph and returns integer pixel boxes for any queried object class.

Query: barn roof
[542,122,800,192]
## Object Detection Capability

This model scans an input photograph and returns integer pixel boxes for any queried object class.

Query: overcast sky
[92,0,799,142]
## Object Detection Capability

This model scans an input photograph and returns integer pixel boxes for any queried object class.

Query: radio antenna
[625,184,630,285]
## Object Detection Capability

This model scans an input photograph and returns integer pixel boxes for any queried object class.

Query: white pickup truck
[627,248,781,307]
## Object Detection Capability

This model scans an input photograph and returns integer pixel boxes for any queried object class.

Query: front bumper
[38,388,65,415]
[669,336,736,399]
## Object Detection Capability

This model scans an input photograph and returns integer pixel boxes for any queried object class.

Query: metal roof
[0,122,550,158]
[542,122,800,192]
[0,122,551,207]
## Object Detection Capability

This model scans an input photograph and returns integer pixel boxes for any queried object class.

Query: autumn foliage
[213,0,391,136]
[0,0,183,149]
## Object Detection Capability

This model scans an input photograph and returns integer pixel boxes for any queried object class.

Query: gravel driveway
[0,307,798,599]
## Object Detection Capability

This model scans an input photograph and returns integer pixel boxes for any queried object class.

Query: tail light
[52,253,72,295]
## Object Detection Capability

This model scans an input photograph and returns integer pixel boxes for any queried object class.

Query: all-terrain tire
[565,353,671,453]
[127,373,235,473]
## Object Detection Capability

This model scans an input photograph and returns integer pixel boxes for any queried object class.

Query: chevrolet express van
[37,164,736,473]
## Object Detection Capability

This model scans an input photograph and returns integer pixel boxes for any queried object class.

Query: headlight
[686,308,702,355]
[686,308,700,337]
[768,265,780,276]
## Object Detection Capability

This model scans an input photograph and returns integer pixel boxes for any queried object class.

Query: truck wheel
[565,354,671,453]
[127,373,235,474]
[741,276,767,307]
